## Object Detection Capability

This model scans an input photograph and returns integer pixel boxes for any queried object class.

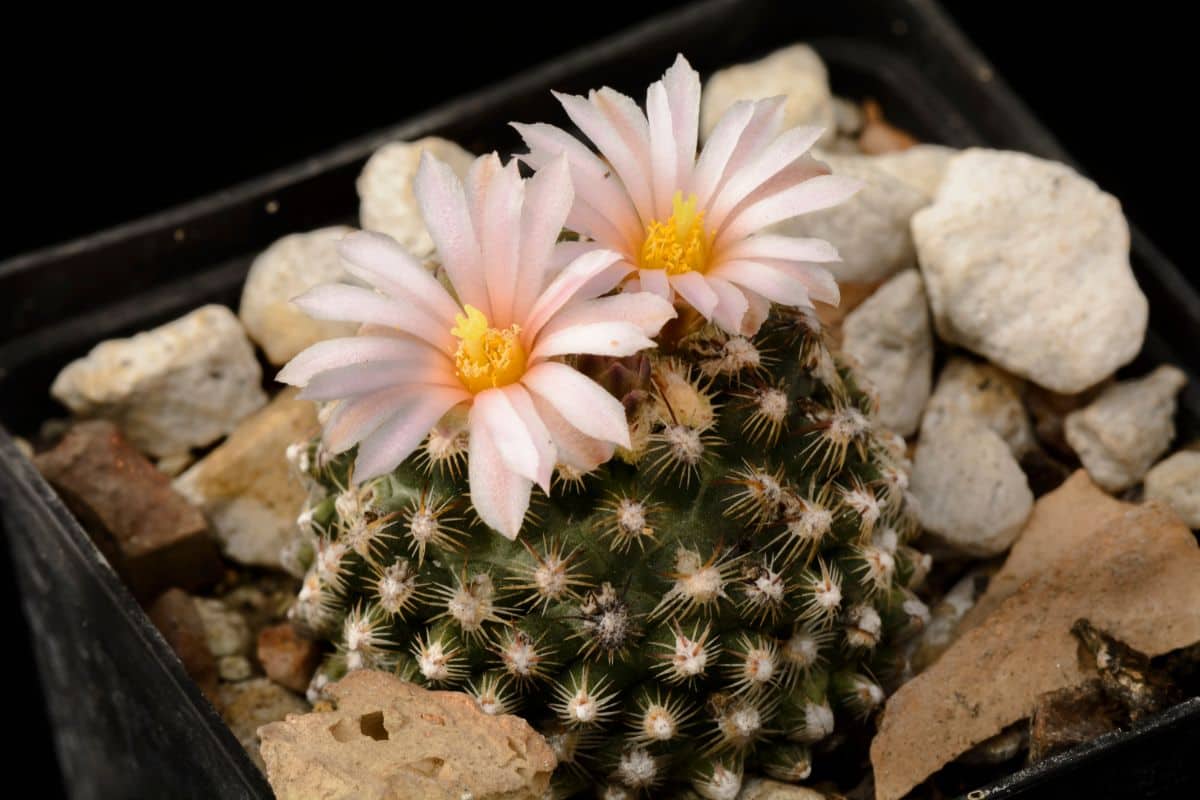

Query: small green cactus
[288,310,928,798]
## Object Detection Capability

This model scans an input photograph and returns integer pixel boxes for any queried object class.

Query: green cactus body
[288,310,929,798]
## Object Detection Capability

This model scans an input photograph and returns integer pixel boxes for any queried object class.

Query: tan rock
[220,678,309,772]
[239,226,357,365]
[870,500,1200,800]
[175,389,318,569]
[738,778,826,799]
[259,670,555,800]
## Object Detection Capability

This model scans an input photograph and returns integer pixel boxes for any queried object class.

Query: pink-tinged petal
[713,156,831,236]
[299,357,460,401]
[352,386,470,482]
[716,174,863,247]
[550,239,605,275]
[638,268,672,300]
[752,258,840,306]
[521,361,632,448]
[277,336,433,386]
[529,391,615,471]
[467,415,533,540]
[707,125,826,226]
[717,234,840,264]
[323,387,414,454]
[563,196,641,254]
[292,285,454,354]
[414,152,490,318]
[469,155,525,327]
[512,121,641,238]
[721,95,786,183]
[514,155,573,321]
[538,292,676,341]
[663,54,701,189]
[473,388,552,491]
[705,276,750,334]
[669,271,720,318]
[709,259,816,309]
[336,231,460,326]
[522,249,627,344]
[646,80,677,221]
[742,288,772,336]
[690,99,756,211]
[502,384,556,492]
[554,89,655,223]
[530,321,656,361]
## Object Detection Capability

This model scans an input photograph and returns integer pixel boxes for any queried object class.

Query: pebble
[921,357,1035,456]
[1144,451,1200,527]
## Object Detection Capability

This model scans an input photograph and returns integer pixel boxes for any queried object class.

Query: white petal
[530,321,656,361]
[469,155,525,327]
[292,284,454,354]
[277,336,432,386]
[705,276,750,335]
[323,387,414,454]
[669,271,720,318]
[473,388,550,490]
[468,410,534,540]
[709,259,815,308]
[538,292,676,341]
[646,80,677,221]
[514,155,573,322]
[717,234,840,264]
[690,100,756,210]
[663,54,701,189]
[529,391,615,471]
[741,288,772,336]
[336,231,460,326]
[352,387,470,482]
[708,125,826,225]
[299,357,459,401]
[502,384,556,492]
[638,268,673,300]
[717,174,863,246]
[414,152,490,318]
[523,249,627,343]
[521,361,632,448]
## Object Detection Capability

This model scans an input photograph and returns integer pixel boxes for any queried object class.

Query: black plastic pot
[2,1,1198,798]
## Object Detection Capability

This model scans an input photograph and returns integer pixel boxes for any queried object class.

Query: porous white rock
[700,44,835,146]
[1064,366,1188,492]
[357,137,475,259]
[867,144,956,199]
[775,152,929,283]
[239,226,356,366]
[922,357,1036,456]
[913,149,1148,394]
[910,414,1033,556]
[1144,451,1200,527]
[194,597,252,659]
[50,305,267,459]
[842,269,932,436]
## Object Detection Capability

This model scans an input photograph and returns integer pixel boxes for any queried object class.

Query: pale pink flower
[514,54,860,336]
[278,152,676,539]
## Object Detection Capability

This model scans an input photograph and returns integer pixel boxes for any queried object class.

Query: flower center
[639,192,712,275]
[450,304,526,393]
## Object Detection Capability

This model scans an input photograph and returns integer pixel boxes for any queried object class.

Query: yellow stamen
[450,305,527,393]
[639,192,713,275]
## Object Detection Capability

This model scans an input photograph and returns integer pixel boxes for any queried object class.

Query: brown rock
[147,589,219,705]
[856,99,918,155]
[34,420,222,599]
[259,670,556,800]
[1028,680,1119,763]
[959,471,1130,632]
[870,501,1200,800]
[257,623,320,693]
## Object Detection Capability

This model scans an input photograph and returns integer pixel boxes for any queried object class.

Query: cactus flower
[515,54,860,336]
[278,152,675,539]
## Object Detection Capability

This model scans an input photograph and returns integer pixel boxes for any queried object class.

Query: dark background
[4,2,1191,795]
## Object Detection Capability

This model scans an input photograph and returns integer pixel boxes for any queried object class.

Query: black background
[4,2,1192,794]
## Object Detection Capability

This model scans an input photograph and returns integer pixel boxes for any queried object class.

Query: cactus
[287,309,929,798]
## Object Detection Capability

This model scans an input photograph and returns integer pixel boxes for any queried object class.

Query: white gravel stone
[922,357,1036,456]
[50,305,267,459]
[194,598,252,658]
[842,269,932,436]
[1144,451,1200,528]
[775,152,929,282]
[700,44,835,146]
[910,414,1033,557]
[1064,366,1188,492]
[357,137,475,259]
[239,226,357,366]
[913,149,1148,394]
[867,144,956,199]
